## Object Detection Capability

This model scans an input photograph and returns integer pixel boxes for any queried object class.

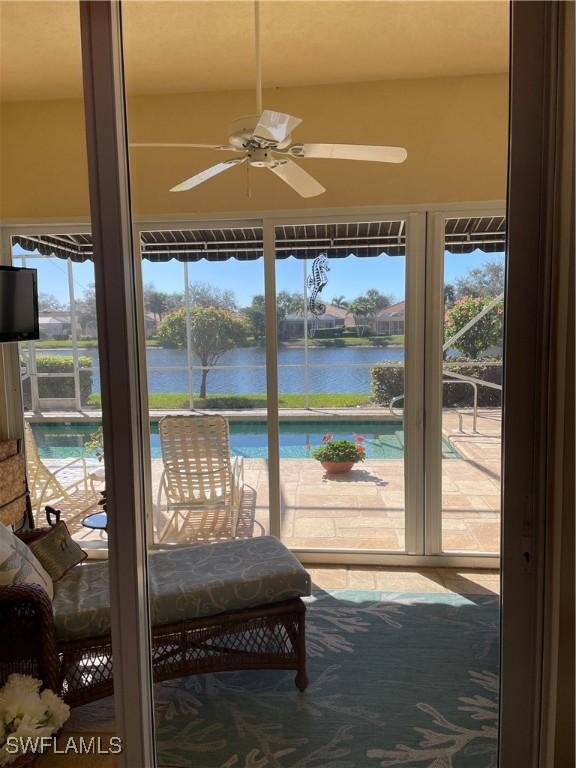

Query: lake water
[45,345,405,395]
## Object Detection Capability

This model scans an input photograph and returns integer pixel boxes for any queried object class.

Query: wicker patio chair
[156,415,244,543]
[24,423,101,533]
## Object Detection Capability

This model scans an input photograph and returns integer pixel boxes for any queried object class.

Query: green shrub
[21,355,93,407]
[312,327,344,339]
[370,363,405,406]
[443,359,502,407]
[370,359,502,407]
[444,296,503,359]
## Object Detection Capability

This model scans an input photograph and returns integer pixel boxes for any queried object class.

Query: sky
[12,243,503,309]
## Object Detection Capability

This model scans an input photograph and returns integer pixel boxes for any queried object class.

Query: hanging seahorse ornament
[307,254,330,337]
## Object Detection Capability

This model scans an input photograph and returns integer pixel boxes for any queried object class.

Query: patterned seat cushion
[52,536,311,642]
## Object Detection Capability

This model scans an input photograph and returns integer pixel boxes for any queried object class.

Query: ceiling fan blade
[170,158,246,192]
[298,143,408,163]
[131,143,237,151]
[253,110,302,144]
[269,160,325,198]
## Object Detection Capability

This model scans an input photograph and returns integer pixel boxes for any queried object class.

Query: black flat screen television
[0,266,39,342]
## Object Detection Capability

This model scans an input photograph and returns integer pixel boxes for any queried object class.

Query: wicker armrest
[0,583,60,693]
[16,527,52,545]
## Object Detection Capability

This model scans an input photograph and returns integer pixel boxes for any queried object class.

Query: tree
[75,285,97,336]
[444,283,456,308]
[188,282,237,310]
[165,292,184,312]
[363,289,391,311]
[347,290,391,336]
[244,295,267,342]
[348,298,373,336]
[331,295,349,309]
[444,295,503,359]
[276,291,305,317]
[143,285,171,320]
[455,259,505,299]
[156,307,249,398]
[244,292,305,343]
[38,293,66,312]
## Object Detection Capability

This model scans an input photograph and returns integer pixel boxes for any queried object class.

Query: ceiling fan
[130,3,407,198]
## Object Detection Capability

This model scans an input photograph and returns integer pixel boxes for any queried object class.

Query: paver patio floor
[146,408,501,554]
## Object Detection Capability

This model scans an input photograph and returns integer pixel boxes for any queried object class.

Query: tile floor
[308,564,500,595]
[38,564,499,767]
[147,408,502,554]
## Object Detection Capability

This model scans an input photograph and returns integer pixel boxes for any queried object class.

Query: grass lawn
[87,392,372,409]
[34,338,162,349]
[33,338,99,348]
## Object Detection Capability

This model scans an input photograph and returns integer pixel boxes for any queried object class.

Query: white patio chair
[24,422,102,532]
[156,414,244,543]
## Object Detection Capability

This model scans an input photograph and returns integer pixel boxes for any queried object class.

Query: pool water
[30,421,459,461]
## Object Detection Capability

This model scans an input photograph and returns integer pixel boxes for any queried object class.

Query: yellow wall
[0,73,508,221]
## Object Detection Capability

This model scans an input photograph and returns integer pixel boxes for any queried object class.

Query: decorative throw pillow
[28,522,87,582]
[0,523,54,599]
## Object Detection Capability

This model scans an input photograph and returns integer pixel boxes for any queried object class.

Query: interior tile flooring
[39,564,498,767]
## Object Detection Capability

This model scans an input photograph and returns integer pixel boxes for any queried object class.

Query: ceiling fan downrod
[254,1,263,115]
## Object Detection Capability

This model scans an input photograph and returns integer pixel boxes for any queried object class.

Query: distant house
[38,313,71,339]
[279,303,348,339]
[84,312,158,339]
[143,313,159,338]
[373,301,405,336]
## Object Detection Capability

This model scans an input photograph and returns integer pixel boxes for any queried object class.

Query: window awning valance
[13,216,505,262]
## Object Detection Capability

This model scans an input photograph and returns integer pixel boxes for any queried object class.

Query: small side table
[83,471,107,533]
[82,511,108,532]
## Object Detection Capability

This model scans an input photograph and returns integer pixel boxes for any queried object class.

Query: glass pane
[2,0,117,748]
[441,217,505,553]
[13,246,105,544]
[140,230,270,544]
[276,221,406,551]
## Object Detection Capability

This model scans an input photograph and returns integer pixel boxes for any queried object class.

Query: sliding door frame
[79,2,155,765]
[425,206,506,558]
[264,209,426,557]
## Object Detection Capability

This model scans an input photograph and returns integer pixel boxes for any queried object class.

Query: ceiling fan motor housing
[249,148,274,167]
[228,114,263,148]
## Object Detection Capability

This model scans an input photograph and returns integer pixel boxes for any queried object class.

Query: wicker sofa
[0,532,311,707]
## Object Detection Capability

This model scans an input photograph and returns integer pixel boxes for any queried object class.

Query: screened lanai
[12,212,504,557]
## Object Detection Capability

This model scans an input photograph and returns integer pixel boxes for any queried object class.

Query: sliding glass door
[9,211,504,562]
[426,212,505,559]
[137,224,271,545]
[272,217,414,553]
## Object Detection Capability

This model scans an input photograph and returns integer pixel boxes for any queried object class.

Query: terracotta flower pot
[320,460,355,474]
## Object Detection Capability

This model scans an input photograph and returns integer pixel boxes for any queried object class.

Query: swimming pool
[29,421,459,461]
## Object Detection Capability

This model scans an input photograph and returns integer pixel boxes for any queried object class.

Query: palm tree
[331,295,349,309]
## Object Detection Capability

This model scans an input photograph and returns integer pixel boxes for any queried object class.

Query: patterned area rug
[66,589,500,768]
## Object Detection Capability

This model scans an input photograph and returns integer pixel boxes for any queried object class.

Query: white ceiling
[0,0,509,102]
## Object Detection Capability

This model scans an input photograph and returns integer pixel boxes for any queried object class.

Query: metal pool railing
[389,370,503,432]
